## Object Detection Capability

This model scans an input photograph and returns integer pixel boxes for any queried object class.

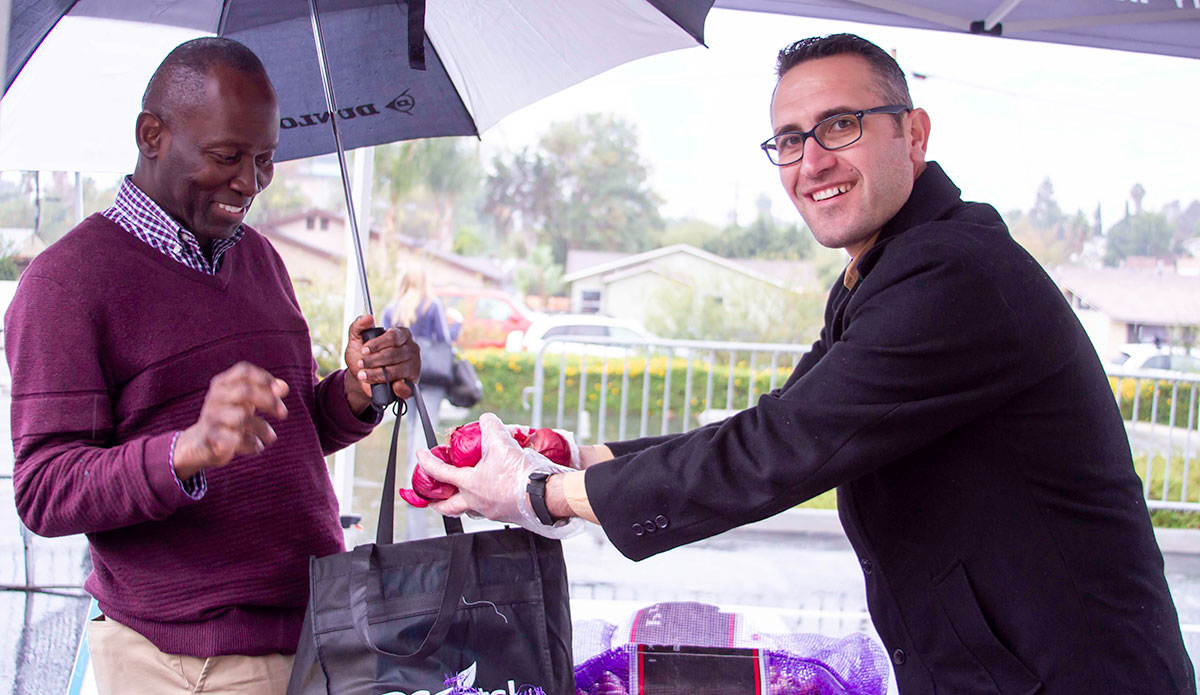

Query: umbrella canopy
[1,0,714,171]
[716,0,1200,60]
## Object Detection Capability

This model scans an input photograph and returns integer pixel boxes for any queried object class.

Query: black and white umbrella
[2,0,715,403]
[4,0,714,166]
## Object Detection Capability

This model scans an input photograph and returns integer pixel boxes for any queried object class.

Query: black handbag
[287,385,574,695]
[416,336,455,387]
[447,357,483,408]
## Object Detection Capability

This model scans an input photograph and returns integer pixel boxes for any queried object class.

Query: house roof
[565,250,625,276]
[562,244,814,291]
[255,209,508,283]
[392,233,509,283]
[1053,266,1200,325]
[256,227,341,261]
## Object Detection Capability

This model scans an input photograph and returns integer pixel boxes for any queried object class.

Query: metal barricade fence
[521,335,1200,511]
[524,336,809,444]
[1106,368,1200,511]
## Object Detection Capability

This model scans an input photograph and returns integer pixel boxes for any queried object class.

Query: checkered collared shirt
[102,176,245,275]
[100,176,248,499]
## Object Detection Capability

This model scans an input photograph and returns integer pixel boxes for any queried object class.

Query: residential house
[1053,266,1200,360]
[256,208,509,291]
[561,244,818,329]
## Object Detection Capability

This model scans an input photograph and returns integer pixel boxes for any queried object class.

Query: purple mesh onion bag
[573,602,889,695]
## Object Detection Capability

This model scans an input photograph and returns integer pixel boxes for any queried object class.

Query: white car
[505,314,654,357]
[1106,343,1200,376]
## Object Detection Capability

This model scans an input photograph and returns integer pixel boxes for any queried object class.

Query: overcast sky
[482,8,1200,232]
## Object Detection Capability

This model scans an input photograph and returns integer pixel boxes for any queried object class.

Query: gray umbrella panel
[715,0,1200,60]
[228,1,479,162]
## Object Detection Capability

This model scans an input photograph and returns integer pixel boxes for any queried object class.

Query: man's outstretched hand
[173,361,289,479]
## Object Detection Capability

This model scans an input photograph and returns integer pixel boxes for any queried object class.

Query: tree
[514,244,564,305]
[703,194,812,260]
[643,274,824,344]
[660,217,721,248]
[1104,212,1174,266]
[0,238,21,280]
[1007,177,1093,268]
[1029,177,1064,231]
[1130,182,1146,215]
[483,113,664,264]
[374,137,481,251]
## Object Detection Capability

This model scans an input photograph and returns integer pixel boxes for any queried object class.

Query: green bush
[1111,376,1198,428]
[460,347,796,439]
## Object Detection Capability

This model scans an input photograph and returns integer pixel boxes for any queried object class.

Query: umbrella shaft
[308,0,373,317]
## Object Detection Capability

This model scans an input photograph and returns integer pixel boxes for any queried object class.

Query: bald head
[132,38,279,250]
[143,37,273,125]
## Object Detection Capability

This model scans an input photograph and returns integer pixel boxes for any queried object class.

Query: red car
[436,287,538,349]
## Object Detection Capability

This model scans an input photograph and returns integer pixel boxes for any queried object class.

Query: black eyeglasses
[760,105,910,166]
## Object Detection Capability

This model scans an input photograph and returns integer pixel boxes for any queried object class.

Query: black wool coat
[587,163,1195,694]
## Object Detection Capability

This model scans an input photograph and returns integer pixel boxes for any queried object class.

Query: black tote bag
[287,385,574,695]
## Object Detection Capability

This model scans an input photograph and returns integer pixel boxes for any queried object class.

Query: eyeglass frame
[760,104,911,166]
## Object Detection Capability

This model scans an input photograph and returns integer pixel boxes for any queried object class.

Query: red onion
[449,422,482,467]
[398,489,428,508]
[510,426,533,448]
[526,428,571,466]
[399,445,458,507]
[412,462,457,501]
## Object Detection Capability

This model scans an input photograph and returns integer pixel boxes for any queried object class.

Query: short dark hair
[142,37,272,122]
[775,33,912,109]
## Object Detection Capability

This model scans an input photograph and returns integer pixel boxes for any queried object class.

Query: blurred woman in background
[383,262,453,539]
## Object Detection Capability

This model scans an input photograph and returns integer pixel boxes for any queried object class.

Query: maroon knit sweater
[5,214,376,657]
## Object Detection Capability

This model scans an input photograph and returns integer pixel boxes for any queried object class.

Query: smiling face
[135,64,279,248]
[771,54,929,254]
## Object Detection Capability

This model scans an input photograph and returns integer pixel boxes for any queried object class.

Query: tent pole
[333,145,375,525]
[74,172,83,223]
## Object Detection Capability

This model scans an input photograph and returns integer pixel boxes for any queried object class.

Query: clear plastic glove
[420,413,583,539]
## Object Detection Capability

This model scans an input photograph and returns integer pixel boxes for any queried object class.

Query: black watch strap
[526,472,558,526]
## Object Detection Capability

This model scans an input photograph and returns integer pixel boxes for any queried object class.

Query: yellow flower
[494,382,504,393]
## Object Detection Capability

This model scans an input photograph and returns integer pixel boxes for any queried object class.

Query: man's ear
[135,111,167,159]
[906,107,931,165]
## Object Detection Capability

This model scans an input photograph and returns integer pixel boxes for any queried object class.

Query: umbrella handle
[361,326,395,408]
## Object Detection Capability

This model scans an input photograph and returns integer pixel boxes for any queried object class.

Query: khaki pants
[87,616,294,695]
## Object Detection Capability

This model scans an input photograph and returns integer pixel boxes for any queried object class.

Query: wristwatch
[526,471,560,526]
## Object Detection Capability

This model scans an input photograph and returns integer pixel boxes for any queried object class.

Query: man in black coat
[424,34,1195,693]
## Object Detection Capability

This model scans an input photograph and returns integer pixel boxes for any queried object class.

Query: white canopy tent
[716,0,1200,60]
